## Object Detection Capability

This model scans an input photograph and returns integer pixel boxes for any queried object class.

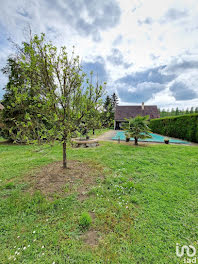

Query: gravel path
[95,129,117,141]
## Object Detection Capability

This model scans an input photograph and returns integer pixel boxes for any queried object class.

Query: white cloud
[0,0,198,109]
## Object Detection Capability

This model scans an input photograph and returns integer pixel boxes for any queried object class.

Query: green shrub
[5,182,15,189]
[79,212,92,230]
[130,196,139,204]
[149,113,198,143]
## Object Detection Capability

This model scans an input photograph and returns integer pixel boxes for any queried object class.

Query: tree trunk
[134,137,138,145]
[63,140,67,168]
[93,128,95,135]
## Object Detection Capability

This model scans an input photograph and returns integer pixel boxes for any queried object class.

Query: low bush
[79,212,92,230]
[5,182,15,190]
[149,113,198,142]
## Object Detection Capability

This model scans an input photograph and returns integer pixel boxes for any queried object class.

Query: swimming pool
[112,131,189,144]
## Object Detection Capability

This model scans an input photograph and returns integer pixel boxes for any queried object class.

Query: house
[114,102,160,130]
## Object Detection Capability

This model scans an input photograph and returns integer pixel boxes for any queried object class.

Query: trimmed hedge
[149,114,198,143]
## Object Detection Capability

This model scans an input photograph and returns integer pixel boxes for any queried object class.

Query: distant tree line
[101,93,119,127]
[159,107,198,118]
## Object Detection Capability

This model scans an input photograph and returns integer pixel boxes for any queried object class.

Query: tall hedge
[149,114,198,143]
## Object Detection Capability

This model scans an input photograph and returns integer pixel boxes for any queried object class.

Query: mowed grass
[0,140,198,263]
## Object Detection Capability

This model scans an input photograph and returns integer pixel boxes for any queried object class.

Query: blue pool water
[112,131,189,144]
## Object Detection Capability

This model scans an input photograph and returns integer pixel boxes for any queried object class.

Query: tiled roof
[115,105,160,120]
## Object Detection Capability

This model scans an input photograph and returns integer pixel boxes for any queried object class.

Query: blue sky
[0,0,198,109]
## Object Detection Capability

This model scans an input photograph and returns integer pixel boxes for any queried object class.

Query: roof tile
[115,105,160,120]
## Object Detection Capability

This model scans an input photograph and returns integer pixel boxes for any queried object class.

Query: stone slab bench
[71,138,99,148]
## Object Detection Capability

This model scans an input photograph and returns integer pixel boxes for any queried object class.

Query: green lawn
[0,141,198,263]
[0,136,6,142]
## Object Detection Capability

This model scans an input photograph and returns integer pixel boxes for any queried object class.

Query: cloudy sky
[0,0,198,109]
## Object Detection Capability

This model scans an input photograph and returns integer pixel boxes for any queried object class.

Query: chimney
[142,102,144,110]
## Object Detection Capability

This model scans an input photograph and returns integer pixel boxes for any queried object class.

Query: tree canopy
[101,93,119,127]
[1,33,105,168]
